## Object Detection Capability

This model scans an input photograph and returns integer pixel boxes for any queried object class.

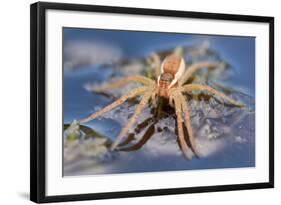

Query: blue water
[63,28,255,176]
[64,28,255,95]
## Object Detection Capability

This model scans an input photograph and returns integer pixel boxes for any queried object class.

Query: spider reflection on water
[79,50,244,159]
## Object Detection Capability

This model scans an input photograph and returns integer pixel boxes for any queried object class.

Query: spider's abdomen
[162,55,182,75]
[157,54,185,98]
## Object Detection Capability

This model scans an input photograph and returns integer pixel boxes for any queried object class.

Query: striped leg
[181,84,244,107]
[110,89,153,150]
[87,76,154,93]
[173,94,191,160]
[178,93,201,157]
[79,86,148,123]
[179,62,221,85]
[148,52,161,77]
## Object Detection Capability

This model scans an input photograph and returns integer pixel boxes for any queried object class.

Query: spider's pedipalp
[181,84,244,107]
[79,86,148,124]
[110,88,154,150]
[87,75,154,93]
[151,90,158,108]
[173,92,191,160]
[178,92,201,157]
[179,62,221,85]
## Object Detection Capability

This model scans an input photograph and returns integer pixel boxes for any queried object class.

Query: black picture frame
[30,1,274,203]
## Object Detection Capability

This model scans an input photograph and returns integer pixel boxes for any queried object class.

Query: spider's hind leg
[179,62,222,86]
[147,52,161,77]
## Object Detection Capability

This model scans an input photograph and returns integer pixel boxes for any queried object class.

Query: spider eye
[160,73,174,83]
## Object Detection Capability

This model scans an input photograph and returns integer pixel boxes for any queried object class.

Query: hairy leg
[178,92,201,157]
[110,89,153,150]
[87,75,154,93]
[173,94,191,160]
[179,62,222,85]
[173,46,184,57]
[181,84,244,107]
[147,52,161,77]
[79,86,148,123]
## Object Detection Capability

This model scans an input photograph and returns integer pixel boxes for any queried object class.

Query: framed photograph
[30,1,274,203]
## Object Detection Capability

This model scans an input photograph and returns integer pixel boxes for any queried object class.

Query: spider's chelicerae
[79,52,244,159]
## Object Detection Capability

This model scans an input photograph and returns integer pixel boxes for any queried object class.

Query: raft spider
[79,52,243,159]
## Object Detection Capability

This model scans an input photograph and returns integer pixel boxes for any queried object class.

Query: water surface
[63,28,255,176]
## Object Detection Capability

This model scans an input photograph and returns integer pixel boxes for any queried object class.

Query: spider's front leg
[110,88,154,150]
[178,92,201,157]
[170,91,191,160]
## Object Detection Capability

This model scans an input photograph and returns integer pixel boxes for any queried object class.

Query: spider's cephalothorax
[157,55,185,98]
[80,52,244,159]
